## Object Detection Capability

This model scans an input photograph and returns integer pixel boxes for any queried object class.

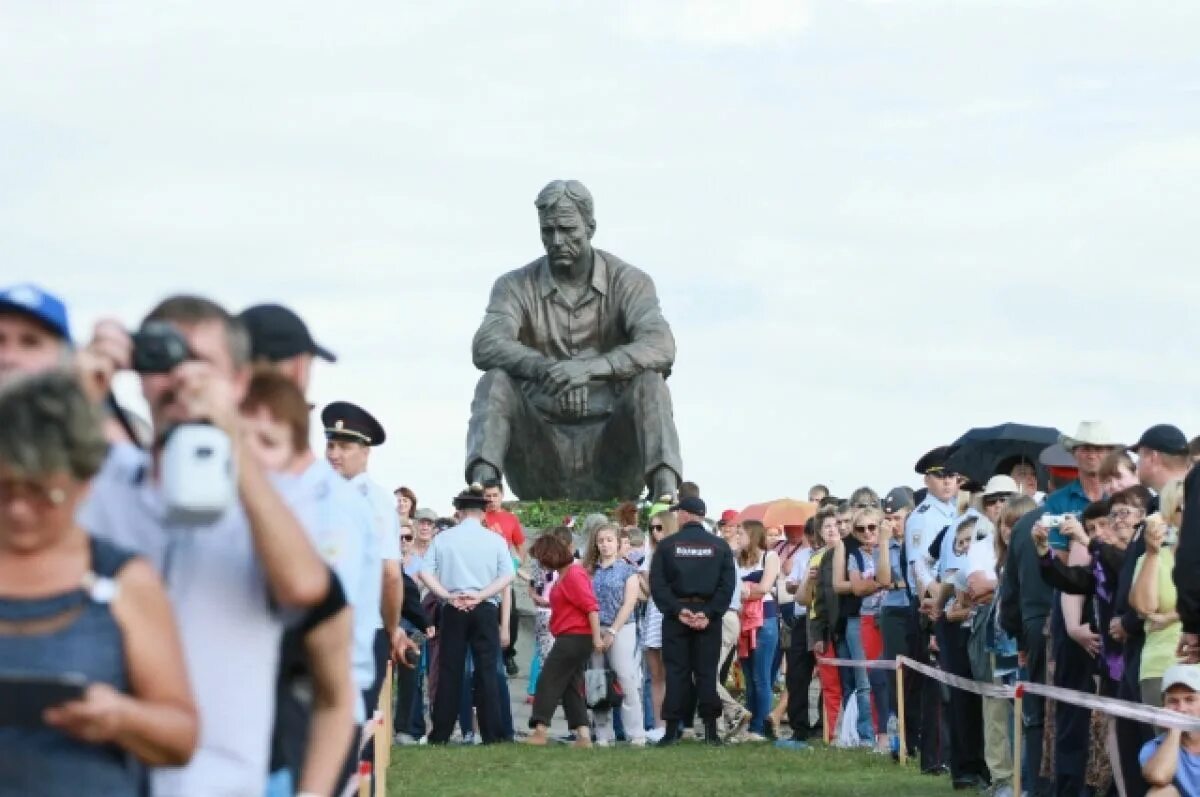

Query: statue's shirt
[472,250,676,384]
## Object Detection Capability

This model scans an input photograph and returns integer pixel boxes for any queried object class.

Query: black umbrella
[945,423,1062,491]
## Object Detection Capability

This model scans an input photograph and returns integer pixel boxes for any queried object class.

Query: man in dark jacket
[650,495,736,746]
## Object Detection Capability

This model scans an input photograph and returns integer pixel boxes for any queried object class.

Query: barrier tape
[817,657,899,670]
[815,654,1200,731]
[896,655,1016,699]
[1018,681,1200,733]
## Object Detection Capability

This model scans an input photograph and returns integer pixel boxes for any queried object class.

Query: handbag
[584,655,623,710]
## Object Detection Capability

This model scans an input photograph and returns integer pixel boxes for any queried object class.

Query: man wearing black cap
[1129,424,1191,493]
[322,400,404,718]
[649,495,736,746]
[420,485,516,745]
[904,448,958,777]
[906,447,960,606]
[239,303,336,394]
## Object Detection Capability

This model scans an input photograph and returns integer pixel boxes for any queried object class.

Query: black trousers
[661,612,722,723]
[1052,633,1095,796]
[881,605,922,756]
[1115,644,1152,797]
[361,628,390,722]
[505,600,519,659]
[936,619,987,781]
[530,634,592,730]
[1021,617,1050,796]
[430,602,504,744]
[785,618,816,739]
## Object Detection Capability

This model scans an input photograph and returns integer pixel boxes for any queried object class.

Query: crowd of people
[2,280,1200,797]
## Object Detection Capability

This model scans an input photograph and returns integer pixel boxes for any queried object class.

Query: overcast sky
[3,2,1197,515]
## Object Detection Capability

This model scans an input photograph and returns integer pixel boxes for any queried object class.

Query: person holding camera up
[79,295,330,797]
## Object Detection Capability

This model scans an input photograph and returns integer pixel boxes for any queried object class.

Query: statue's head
[535,180,596,270]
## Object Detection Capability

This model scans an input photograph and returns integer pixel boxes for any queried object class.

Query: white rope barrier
[816,657,899,670]
[896,655,1016,699]
[1017,681,1200,733]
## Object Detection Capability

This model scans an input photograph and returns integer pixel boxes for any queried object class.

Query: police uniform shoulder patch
[916,504,930,514]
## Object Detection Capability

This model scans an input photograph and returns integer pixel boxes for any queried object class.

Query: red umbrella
[761,499,816,530]
[738,499,816,529]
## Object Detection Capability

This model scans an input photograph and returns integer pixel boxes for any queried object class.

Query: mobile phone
[0,671,87,727]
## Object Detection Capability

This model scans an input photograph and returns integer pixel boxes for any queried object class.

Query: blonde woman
[735,521,781,740]
[639,511,676,741]
[1131,478,1185,706]
[584,523,646,746]
[832,506,890,748]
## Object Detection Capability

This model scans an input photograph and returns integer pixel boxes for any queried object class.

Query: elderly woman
[0,372,197,796]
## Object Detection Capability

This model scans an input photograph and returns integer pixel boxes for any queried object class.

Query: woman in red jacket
[525,534,606,747]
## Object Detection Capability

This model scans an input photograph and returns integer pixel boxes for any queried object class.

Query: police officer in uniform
[321,401,405,718]
[904,446,959,775]
[649,495,736,746]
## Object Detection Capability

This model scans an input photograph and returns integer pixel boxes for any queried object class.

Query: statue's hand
[557,386,589,418]
[543,359,593,394]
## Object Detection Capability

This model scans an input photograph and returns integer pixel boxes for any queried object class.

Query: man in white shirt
[322,400,404,718]
[420,486,515,744]
[80,295,329,797]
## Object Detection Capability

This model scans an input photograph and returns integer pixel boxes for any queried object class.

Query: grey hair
[142,294,251,367]
[534,180,596,233]
[0,370,108,480]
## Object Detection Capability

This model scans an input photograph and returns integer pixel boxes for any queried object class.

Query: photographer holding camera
[79,295,330,797]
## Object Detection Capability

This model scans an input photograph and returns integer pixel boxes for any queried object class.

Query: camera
[1042,513,1078,552]
[132,322,192,374]
[160,422,237,525]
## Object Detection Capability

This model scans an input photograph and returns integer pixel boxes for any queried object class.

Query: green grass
[386,743,937,797]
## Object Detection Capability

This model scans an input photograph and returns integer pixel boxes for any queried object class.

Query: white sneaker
[393,733,418,746]
[646,727,667,743]
[595,739,611,748]
[628,737,647,747]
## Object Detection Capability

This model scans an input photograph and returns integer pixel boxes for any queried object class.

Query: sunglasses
[650,524,664,531]
[983,495,1009,507]
[401,534,414,542]
[854,524,878,533]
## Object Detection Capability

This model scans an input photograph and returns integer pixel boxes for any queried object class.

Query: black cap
[321,401,386,446]
[915,445,956,476]
[240,303,336,364]
[670,495,707,516]
[1127,424,1189,457]
[881,487,915,514]
[453,483,489,510]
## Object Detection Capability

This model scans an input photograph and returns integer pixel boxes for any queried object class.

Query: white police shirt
[349,472,402,631]
[280,459,378,723]
[904,493,957,595]
[78,444,284,797]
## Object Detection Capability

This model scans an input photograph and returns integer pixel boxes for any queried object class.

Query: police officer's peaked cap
[914,445,956,476]
[321,401,386,447]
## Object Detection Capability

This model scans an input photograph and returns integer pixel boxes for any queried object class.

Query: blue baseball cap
[0,284,71,341]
